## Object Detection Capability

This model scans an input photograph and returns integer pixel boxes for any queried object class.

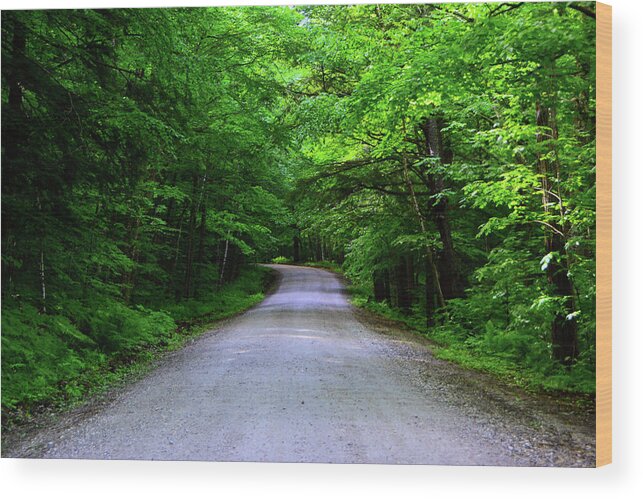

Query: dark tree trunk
[2,17,27,292]
[547,233,578,363]
[425,254,437,327]
[183,175,198,298]
[536,102,578,364]
[293,233,301,263]
[405,254,415,304]
[219,237,229,285]
[197,198,207,264]
[336,247,345,265]
[170,203,188,299]
[228,244,241,281]
[122,218,140,305]
[373,268,391,303]
[5,16,26,164]
[193,200,208,298]
[395,257,412,313]
[421,117,465,300]
[400,147,445,318]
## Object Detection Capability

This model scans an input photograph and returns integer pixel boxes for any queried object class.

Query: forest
[1,2,597,419]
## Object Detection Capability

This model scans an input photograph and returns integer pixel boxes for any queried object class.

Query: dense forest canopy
[1,2,597,413]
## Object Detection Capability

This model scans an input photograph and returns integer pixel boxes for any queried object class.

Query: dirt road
[6,264,595,465]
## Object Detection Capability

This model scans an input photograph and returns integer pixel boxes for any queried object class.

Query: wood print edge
[596,1,612,468]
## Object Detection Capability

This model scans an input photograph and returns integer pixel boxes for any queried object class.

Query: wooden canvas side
[596,1,612,468]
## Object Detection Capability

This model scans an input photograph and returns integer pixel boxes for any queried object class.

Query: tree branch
[567,3,596,20]
[530,220,566,238]
[490,2,525,17]
[308,157,397,182]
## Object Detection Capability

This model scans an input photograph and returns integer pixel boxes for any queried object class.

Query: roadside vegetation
[348,283,594,395]
[294,261,594,395]
[288,3,597,396]
[2,265,274,426]
[2,3,597,421]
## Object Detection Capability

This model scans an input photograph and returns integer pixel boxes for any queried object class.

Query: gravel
[4,264,596,466]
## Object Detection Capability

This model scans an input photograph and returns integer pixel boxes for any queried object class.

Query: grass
[347,281,595,398]
[269,258,342,273]
[1,265,276,429]
[301,260,343,272]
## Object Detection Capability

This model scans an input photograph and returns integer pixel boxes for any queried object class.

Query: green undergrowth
[301,260,343,273]
[348,284,595,397]
[1,265,275,427]
[270,258,342,273]
[271,256,292,264]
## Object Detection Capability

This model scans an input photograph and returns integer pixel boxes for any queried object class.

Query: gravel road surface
[5,264,595,465]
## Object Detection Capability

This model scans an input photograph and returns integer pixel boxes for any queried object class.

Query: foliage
[1,6,297,414]
[1,265,272,414]
[2,2,598,415]
[290,2,597,391]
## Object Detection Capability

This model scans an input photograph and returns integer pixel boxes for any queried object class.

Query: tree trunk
[228,244,241,281]
[421,117,465,300]
[122,218,140,305]
[395,257,412,313]
[2,17,27,291]
[196,201,207,265]
[5,16,26,164]
[400,148,446,314]
[425,254,437,327]
[170,203,188,300]
[373,269,390,303]
[293,232,301,263]
[536,102,578,364]
[194,199,208,298]
[183,175,198,299]
[219,233,230,284]
[405,254,415,304]
[39,246,47,314]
